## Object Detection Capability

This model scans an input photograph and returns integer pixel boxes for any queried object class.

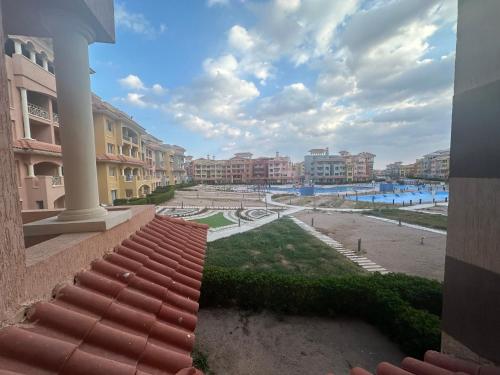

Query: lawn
[190,212,235,228]
[364,209,448,230]
[206,218,362,277]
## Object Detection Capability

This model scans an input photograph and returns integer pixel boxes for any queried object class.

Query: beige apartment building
[386,149,450,181]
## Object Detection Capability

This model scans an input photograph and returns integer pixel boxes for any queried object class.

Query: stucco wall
[0,205,155,327]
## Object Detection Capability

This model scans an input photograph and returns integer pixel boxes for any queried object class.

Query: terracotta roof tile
[0,216,208,375]
[351,352,500,375]
[13,139,62,154]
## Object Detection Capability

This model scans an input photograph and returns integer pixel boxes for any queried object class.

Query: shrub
[199,266,442,358]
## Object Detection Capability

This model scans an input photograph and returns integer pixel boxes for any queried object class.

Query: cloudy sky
[89,0,457,168]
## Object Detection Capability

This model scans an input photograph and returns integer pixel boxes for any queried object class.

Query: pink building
[5,35,64,210]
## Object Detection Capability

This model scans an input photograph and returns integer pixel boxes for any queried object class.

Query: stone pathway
[290,217,388,274]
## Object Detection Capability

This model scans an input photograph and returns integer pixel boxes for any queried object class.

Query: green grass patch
[365,209,447,230]
[206,218,362,277]
[191,212,235,228]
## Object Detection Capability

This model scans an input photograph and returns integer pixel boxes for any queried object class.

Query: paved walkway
[290,217,388,274]
[207,206,305,242]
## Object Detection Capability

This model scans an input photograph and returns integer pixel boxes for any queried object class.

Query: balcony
[53,113,59,124]
[25,175,65,210]
[28,103,50,121]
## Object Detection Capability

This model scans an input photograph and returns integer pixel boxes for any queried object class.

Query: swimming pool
[267,184,374,195]
[346,190,449,204]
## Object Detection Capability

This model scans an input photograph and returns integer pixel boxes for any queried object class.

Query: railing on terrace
[52,176,63,186]
[28,103,50,120]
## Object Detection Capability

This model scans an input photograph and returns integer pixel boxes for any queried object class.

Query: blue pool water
[267,184,374,195]
[266,183,449,204]
[346,190,448,204]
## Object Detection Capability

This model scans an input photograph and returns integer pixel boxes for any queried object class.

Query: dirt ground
[195,308,404,375]
[273,194,393,209]
[169,189,267,207]
[293,211,446,281]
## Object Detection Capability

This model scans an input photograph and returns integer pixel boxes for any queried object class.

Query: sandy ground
[293,211,446,281]
[195,308,404,375]
[169,189,267,208]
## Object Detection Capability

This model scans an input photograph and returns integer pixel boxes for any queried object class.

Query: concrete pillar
[28,50,36,63]
[42,58,49,71]
[57,165,63,177]
[13,40,22,55]
[118,145,122,155]
[49,15,107,222]
[27,163,34,177]
[442,0,500,365]
[20,88,31,139]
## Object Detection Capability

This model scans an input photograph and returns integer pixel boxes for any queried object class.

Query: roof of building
[92,94,146,133]
[349,350,500,375]
[13,139,62,154]
[0,215,208,375]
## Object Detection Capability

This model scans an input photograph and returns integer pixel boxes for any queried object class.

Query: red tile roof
[96,153,147,166]
[13,139,62,154]
[0,215,208,375]
[350,351,500,375]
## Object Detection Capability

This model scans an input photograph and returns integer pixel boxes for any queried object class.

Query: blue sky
[89,0,457,168]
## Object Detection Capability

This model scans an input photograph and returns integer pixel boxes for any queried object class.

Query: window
[111,190,118,203]
[36,200,44,209]
[107,143,115,154]
[106,120,113,132]
[109,167,116,177]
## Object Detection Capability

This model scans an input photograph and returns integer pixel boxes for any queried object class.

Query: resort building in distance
[188,152,296,184]
[385,149,450,180]
[304,148,376,184]
[5,35,187,209]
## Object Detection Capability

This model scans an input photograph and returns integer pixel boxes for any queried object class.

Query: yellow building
[92,95,156,205]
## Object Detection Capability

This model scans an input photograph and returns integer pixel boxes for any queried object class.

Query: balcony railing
[125,175,134,182]
[52,176,63,186]
[53,113,59,124]
[28,103,50,120]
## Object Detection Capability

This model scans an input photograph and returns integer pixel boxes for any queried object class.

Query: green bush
[114,185,176,206]
[199,266,441,358]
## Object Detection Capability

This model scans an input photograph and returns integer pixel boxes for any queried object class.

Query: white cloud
[119,74,146,90]
[123,0,457,167]
[115,3,166,38]
[152,83,166,95]
[125,93,149,108]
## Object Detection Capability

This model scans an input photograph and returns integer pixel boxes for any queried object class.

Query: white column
[118,145,122,155]
[57,165,63,177]
[20,88,31,139]
[50,18,107,222]
[29,50,36,63]
[27,164,35,177]
[13,40,22,55]
[42,58,49,71]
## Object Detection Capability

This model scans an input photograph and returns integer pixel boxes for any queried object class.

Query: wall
[442,0,500,365]
[0,4,27,324]
[1,205,155,326]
